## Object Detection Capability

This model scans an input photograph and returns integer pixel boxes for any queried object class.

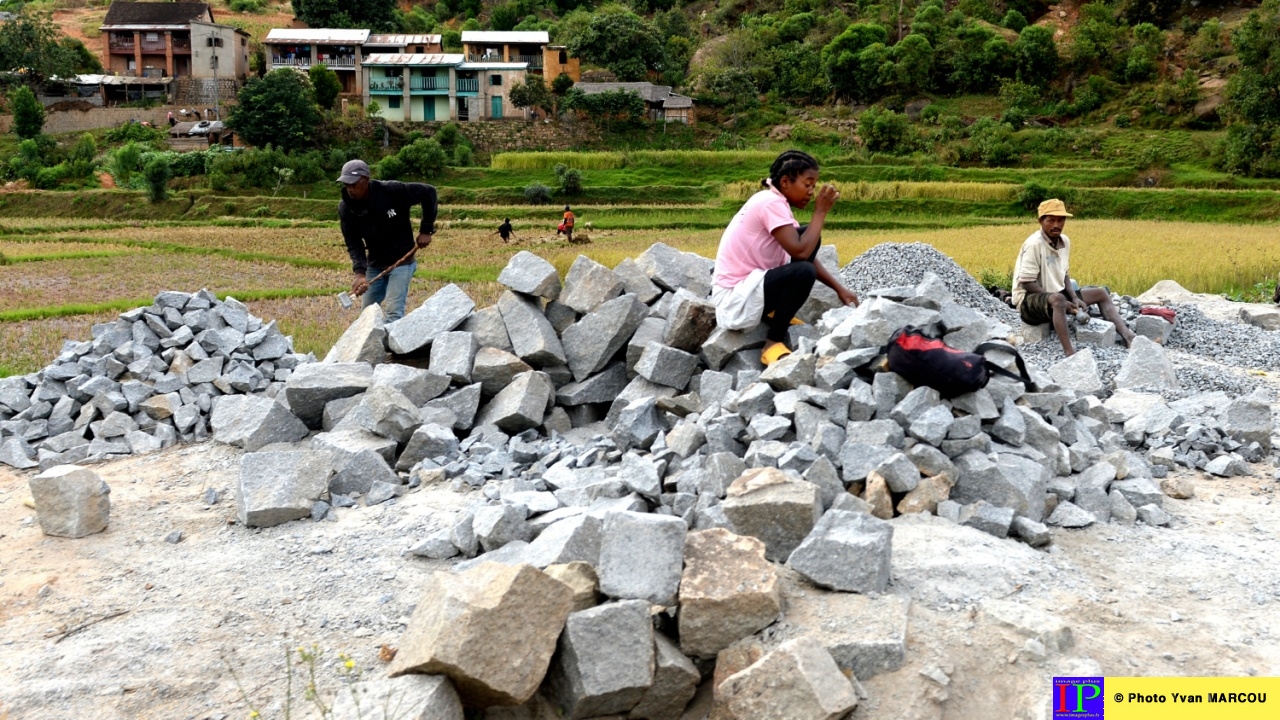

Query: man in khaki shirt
[1014,199,1135,356]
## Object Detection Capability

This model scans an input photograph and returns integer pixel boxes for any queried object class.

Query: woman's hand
[837,287,860,307]
[814,184,840,215]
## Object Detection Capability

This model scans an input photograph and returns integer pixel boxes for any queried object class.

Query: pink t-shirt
[713,186,798,289]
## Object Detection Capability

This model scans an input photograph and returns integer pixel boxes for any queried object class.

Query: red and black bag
[885,326,1034,399]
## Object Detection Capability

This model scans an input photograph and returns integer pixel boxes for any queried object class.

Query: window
[558,50,567,64]
[145,33,159,42]
[415,46,424,53]
[389,97,401,109]
[241,38,246,47]
[490,74,501,86]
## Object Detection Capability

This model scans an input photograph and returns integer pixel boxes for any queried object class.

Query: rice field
[0,213,1276,376]
[720,180,1021,203]
[490,150,779,171]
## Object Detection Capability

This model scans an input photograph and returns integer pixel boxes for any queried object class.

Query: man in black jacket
[337,159,437,322]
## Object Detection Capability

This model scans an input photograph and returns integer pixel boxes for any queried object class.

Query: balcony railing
[515,54,543,68]
[457,78,478,93]
[140,40,168,53]
[109,40,135,52]
[272,57,312,68]
[466,53,503,63]
[172,37,192,52]
[369,79,404,91]
[411,76,446,91]
[321,57,356,68]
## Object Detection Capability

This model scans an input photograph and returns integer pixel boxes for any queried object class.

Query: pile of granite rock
[0,290,309,471]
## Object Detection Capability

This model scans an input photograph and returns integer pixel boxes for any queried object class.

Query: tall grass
[490,150,778,171]
[491,152,626,170]
[721,180,1021,203]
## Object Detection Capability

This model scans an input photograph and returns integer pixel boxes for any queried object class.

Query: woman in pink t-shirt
[712,150,859,365]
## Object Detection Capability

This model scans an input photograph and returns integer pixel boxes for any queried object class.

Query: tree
[309,64,342,110]
[1013,25,1058,86]
[398,138,448,178]
[551,73,576,95]
[509,74,554,114]
[62,37,103,74]
[110,142,143,186]
[1221,0,1280,175]
[9,86,44,140]
[567,11,664,81]
[293,0,397,31]
[821,23,890,100]
[229,70,323,151]
[490,1,522,31]
[563,88,645,130]
[889,34,934,96]
[0,10,79,82]
[1002,10,1027,32]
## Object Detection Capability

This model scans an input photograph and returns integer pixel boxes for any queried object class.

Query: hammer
[337,246,419,310]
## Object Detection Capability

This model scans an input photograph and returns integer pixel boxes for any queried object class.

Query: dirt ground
[0,433,1276,720]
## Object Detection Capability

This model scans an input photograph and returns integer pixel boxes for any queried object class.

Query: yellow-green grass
[721,180,1021,203]
[824,219,1280,296]
[491,150,779,171]
[0,241,142,260]
[0,255,338,313]
[0,310,121,377]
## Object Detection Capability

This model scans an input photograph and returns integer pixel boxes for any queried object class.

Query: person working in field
[493,218,516,244]
[558,205,575,243]
[338,159,437,323]
[1013,198,1135,356]
[712,150,859,366]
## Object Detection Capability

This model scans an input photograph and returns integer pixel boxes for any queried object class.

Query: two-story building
[263,28,369,95]
[100,1,249,80]
[460,31,579,82]
[362,54,529,122]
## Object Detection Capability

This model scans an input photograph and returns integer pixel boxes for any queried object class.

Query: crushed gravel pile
[841,242,1017,321]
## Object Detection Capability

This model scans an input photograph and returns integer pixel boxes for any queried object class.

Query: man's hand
[837,287,860,307]
[351,273,369,297]
[814,184,840,215]
[416,232,433,249]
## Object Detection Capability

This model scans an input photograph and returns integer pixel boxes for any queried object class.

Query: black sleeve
[389,180,440,234]
[338,201,368,275]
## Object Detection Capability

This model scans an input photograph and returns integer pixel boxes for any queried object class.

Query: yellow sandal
[765,311,806,326]
[761,342,793,366]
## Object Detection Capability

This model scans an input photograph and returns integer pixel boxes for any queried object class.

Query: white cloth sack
[711,269,767,331]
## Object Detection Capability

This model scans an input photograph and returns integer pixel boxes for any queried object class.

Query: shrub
[969,118,1017,166]
[1017,181,1052,210]
[453,144,474,167]
[34,164,67,190]
[524,183,552,205]
[309,64,342,110]
[857,107,912,153]
[376,154,406,180]
[10,86,45,140]
[144,155,171,203]
[105,121,163,144]
[397,138,447,179]
[229,0,267,11]
[555,163,583,195]
[1002,10,1027,31]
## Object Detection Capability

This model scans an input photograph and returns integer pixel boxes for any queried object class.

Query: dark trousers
[761,225,820,343]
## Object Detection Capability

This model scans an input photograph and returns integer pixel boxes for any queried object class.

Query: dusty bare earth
[0,432,1276,720]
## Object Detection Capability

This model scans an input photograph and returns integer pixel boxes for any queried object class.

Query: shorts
[1018,291,1069,325]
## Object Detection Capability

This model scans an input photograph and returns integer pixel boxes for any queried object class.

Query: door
[423,97,435,121]
[491,95,502,119]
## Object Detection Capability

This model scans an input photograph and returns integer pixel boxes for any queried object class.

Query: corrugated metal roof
[363,53,465,66]
[458,61,528,70]
[265,28,370,44]
[574,82,672,103]
[365,34,442,46]
[96,75,173,86]
[461,31,549,44]
[103,2,212,26]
